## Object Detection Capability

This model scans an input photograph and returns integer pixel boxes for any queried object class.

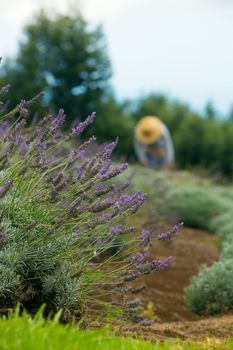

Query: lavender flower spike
[132,252,149,267]
[102,139,118,160]
[0,179,13,198]
[151,256,173,271]
[100,163,128,181]
[19,100,29,116]
[140,229,153,247]
[72,112,96,135]
[157,222,184,241]
[111,224,135,236]
[0,84,10,96]
[51,108,66,130]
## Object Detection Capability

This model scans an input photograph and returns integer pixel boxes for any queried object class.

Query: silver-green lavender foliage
[184,258,233,315]
[0,86,174,322]
[181,187,233,315]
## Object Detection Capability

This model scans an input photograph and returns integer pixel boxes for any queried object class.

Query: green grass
[0,311,232,350]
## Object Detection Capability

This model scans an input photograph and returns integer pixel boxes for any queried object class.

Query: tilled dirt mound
[137,227,220,322]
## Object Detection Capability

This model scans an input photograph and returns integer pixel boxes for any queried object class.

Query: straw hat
[135,116,164,145]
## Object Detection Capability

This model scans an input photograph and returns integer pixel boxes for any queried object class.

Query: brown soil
[92,227,233,340]
[127,227,233,340]
[127,228,233,341]
[137,227,220,322]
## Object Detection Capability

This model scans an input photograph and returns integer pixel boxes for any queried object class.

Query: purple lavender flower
[38,141,47,165]
[77,166,83,180]
[91,198,116,213]
[69,149,86,163]
[94,182,130,197]
[0,84,10,96]
[19,143,29,156]
[101,139,118,160]
[72,112,96,135]
[68,194,85,216]
[113,181,131,193]
[121,192,146,215]
[0,121,10,139]
[0,232,8,245]
[111,224,135,236]
[114,192,145,217]
[111,224,123,235]
[98,159,112,177]
[78,135,96,150]
[75,158,99,182]
[19,100,29,116]
[15,119,26,130]
[101,212,109,221]
[0,232,7,240]
[94,183,111,195]
[15,137,22,148]
[157,222,184,241]
[151,256,173,271]
[0,179,13,198]
[132,252,149,267]
[140,229,153,247]
[120,194,133,206]
[71,136,96,161]
[51,108,66,130]
[138,256,173,275]
[100,163,128,181]
[82,209,120,230]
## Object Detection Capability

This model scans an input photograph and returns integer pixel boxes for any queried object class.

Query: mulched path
[112,314,233,341]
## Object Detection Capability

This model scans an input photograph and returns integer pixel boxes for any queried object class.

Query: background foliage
[1,11,233,176]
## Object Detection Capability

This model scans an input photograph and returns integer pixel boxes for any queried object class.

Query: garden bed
[137,227,220,322]
[90,227,233,341]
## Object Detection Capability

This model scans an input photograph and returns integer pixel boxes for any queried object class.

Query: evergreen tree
[205,101,216,120]
[0,11,112,124]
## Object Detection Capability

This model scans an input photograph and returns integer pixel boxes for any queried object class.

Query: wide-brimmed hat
[135,116,164,145]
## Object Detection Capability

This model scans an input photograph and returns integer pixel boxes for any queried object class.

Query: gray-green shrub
[185,259,233,314]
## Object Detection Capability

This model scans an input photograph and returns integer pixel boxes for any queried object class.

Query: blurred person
[134,116,174,169]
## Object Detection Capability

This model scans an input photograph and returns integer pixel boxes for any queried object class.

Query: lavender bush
[0,85,178,322]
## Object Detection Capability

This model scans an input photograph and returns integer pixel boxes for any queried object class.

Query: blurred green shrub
[166,181,233,315]
[166,186,227,231]
[185,259,233,314]
[184,197,233,314]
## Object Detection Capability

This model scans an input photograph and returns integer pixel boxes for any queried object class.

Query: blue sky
[1,0,233,115]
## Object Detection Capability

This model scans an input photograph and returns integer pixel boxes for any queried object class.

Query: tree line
[0,11,233,177]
